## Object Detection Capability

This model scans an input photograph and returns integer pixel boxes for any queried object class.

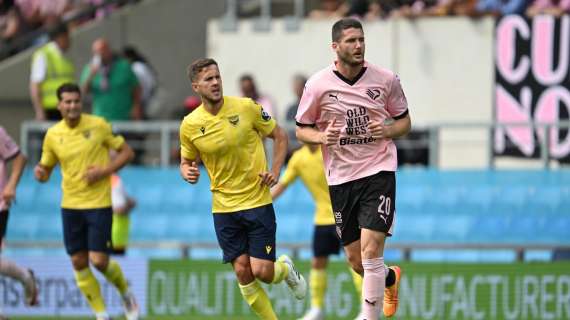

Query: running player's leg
[215,210,277,320]
[360,229,387,319]
[0,210,38,306]
[245,204,306,299]
[349,267,364,320]
[111,212,130,255]
[63,209,108,319]
[359,171,399,319]
[330,181,366,319]
[303,256,328,320]
[300,224,341,320]
[233,254,277,320]
[330,181,362,275]
[86,208,138,320]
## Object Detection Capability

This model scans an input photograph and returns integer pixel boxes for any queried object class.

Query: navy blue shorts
[313,224,341,257]
[61,207,113,255]
[0,210,9,241]
[213,204,276,264]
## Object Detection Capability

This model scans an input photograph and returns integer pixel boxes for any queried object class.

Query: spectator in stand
[170,95,201,165]
[309,0,349,19]
[1,0,140,61]
[285,74,306,123]
[123,45,157,119]
[239,74,277,120]
[526,0,570,15]
[80,38,142,122]
[1,0,36,55]
[29,23,74,121]
[81,38,143,163]
[347,0,384,19]
[285,74,307,154]
[475,0,530,15]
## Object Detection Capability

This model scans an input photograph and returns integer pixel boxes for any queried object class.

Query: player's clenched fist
[258,172,278,187]
[368,120,394,140]
[83,166,108,185]
[320,118,342,146]
[34,164,49,182]
[181,161,200,184]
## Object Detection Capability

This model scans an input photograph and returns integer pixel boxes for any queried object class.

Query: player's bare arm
[367,114,411,140]
[84,142,134,185]
[260,124,288,187]
[180,157,200,184]
[115,197,136,216]
[270,183,287,199]
[296,118,342,146]
[34,164,53,183]
[2,152,26,207]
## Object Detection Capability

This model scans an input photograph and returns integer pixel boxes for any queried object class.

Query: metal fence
[21,120,570,168]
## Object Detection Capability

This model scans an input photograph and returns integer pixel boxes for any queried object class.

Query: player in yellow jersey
[33,83,139,320]
[179,58,307,319]
[272,144,364,320]
[111,173,136,255]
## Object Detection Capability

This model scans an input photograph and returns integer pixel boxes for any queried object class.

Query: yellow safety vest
[33,44,75,110]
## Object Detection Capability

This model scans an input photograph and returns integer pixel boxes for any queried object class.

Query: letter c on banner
[496,16,531,84]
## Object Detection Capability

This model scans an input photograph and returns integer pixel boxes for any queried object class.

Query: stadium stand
[7,167,570,262]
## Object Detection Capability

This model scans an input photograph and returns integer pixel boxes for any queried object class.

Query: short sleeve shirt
[180,96,276,213]
[296,61,408,186]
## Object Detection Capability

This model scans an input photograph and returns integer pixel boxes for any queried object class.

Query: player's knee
[348,259,363,275]
[361,247,380,260]
[252,264,273,283]
[351,263,364,275]
[346,252,362,271]
[234,262,255,284]
[91,259,109,272]
[70,253,89,270]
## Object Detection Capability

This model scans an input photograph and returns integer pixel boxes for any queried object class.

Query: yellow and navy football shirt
[40,114,125,209]
[280,145,335,225]
[180,96,276,213]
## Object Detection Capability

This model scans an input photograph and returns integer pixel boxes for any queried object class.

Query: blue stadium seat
[130,213,170,240]
[460,186,494,215]
[9,167,570,260]
[7,214,41,240]
[397,186,428,215]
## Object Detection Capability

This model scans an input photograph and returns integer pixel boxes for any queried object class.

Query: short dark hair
[57,83,81,101]
[239,74,254,83]
[188,58,218,82]
[332,18,363,42]
[48,23,69,41]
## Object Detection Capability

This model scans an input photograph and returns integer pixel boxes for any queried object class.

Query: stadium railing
[220,0,305,32]
[17,120,570,262]
[20,120,570,168]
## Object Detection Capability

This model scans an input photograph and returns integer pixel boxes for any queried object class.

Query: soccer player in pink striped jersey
[295,18,411,319]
